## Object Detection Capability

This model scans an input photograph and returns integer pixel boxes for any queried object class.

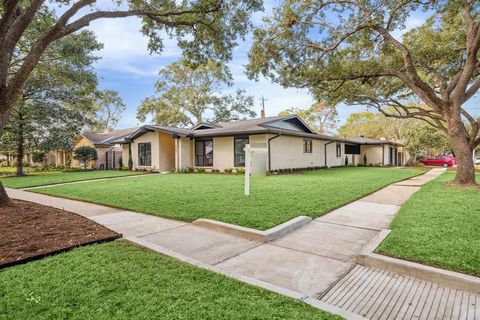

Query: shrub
[236,167,245,174]
[118,157,123,169]
[187,166,194,173]
[363,154,368,165]
[212,169,220,173]
[345,156,349,167]
[32,152,45,164]
[224,168,233,173]
[73,146,98,170]
[196,167,206,173]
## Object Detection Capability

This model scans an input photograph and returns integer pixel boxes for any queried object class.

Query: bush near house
[73,146,98,170]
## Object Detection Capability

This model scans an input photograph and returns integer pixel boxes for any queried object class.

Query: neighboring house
[71,128,138,169]
[112,115,407,173]
[345,136,408,166]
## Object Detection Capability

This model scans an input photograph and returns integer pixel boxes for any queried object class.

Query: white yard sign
[244,144,268,196]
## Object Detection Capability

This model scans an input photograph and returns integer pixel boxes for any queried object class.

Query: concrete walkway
[8,168,475,320]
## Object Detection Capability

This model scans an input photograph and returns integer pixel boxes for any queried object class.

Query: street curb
[126,236,366,320]
[192,216,312,242]
[357,229,480,294]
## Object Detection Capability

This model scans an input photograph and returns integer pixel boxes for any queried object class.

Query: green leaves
[137,59,255,126]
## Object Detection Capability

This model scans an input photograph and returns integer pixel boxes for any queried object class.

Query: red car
[418,155,456,167]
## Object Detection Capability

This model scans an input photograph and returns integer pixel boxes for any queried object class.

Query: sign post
[244,144,251,196]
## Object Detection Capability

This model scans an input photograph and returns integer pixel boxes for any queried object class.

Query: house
[112,115,389,173]
[345,136,408,166]
[71,127,138,169]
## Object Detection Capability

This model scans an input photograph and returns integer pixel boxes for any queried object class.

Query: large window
[138,143,151,166]
[303,138,312,153]
[234,137,249,167]
[195,140,213,166]
[336,143,342,157]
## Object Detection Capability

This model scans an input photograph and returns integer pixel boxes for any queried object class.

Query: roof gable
[262,115,316,134]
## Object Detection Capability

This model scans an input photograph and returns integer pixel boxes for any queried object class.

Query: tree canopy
[137,59,256,126]
[247,0,480,185]
[0,9,101,175]
[91,90,126,131]
[279,102,338,134]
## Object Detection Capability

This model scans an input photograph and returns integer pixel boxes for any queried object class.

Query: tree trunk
[0,181,11,207]
[0,102,13,206]
[447,115,476,185]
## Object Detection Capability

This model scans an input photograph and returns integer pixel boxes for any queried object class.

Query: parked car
[417,155,456,167]
[475,156,480,165]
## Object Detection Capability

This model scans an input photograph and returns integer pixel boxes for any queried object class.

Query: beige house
[112,115,362,172]
[345,137,408,166]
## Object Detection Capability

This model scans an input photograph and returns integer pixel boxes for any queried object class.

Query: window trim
[303,138,312,154]
[195,139,214,167]
[336,143,342,158]
[138,142,152,166]
[234,137,249,167]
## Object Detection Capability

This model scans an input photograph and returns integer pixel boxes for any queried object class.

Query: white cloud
[87,17,181,76]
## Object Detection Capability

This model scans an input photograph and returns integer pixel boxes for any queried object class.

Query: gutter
[324,141,335,167]
[267,133,281,171]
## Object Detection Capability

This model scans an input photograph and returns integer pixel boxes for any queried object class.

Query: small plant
[236,167,245,174]
[196,167,206,173]
[187,166,194,173]
[363,154,368,165]
[212,169,220,173]
[345,156,349,167]
[224,168,233,173]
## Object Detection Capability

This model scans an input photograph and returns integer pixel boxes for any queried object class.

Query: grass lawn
[377,172,480,276]
[0,241,339,320]
[0,170,145,189]
[34,167,420,230]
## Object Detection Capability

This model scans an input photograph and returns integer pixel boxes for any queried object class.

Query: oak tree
[248,0,480,185]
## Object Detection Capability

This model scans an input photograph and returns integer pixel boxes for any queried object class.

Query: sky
[84,1,480,130]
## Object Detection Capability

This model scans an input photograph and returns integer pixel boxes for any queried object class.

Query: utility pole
[259,96,268,118]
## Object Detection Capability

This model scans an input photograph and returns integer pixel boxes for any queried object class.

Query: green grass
[0,241,339,320]
[34,167,420,230]
[0,170,146,189]
[377,172,480,276]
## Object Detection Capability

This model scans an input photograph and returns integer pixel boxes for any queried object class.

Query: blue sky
[85,1,480,130]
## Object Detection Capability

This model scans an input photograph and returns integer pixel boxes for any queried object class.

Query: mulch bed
[0,199,120,269]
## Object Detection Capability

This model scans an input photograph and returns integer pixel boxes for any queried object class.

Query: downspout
[267,133,281,171]
[382,145,385,166]
[324,141,335,168]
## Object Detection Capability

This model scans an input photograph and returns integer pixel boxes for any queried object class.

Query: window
[303,138,312,153]
[138,143,151,166]
[195,140,213,166]
[234,137,249,167]
[336,143,342,157]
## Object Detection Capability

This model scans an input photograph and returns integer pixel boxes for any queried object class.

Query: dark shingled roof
[81,127,139,146]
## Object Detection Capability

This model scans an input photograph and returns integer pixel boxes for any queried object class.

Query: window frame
[303,138,313,154]
[234,137,249,167]
[336,143,342,158]
[138,142,152,166]
[195,139,214,167]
